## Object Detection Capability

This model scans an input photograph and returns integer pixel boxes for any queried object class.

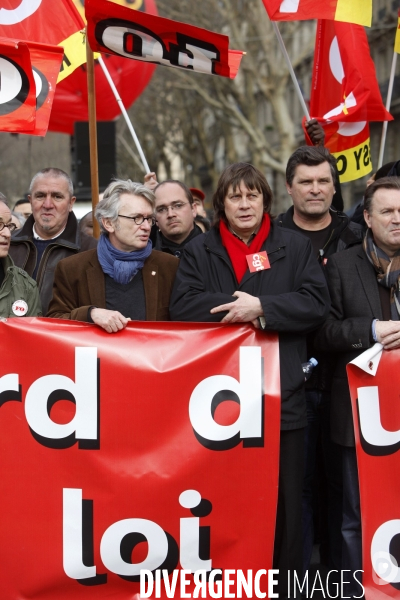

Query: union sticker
[12,299,28,316]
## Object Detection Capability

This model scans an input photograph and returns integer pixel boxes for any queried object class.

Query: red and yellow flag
[395,9,400,54]
[0,0,85,82]
[309,20,392,182]
[262,0,372,27]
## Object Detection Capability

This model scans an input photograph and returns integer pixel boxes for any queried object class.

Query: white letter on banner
[178,44,217,74]
[0,373,19,395]
[279,0,301,13]
[100,518,168,576]
[63,488,96,579]
[189,347,262,442]
[358,386,400,447]
[0,0,42,25]
[371,520,400,583]
[101,26,167,64]
[140,570,154,598]
[25,347,98,442]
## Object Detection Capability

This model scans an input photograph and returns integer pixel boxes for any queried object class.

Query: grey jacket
[0,255,42,317]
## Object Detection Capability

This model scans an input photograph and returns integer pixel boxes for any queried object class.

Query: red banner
[85,0,243,79]
[347,347,400,599]
[0,37,36,132]
[308,20,391,182]
[0,318,280,599]
[261,0,371,27]
[0,0,84,46]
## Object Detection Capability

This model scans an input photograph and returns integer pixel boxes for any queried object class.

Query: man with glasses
[47,180,179,332]
[0,200,41,317]
[153,181,203,257]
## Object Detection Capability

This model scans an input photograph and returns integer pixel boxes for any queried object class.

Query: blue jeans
[302,389,343,575]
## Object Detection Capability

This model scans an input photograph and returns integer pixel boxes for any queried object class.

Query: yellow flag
[395,9,400,54]
[57,29,86,83]
[335,0,372,27]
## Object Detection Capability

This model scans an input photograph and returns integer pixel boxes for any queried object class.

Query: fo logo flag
[0,38,36,133]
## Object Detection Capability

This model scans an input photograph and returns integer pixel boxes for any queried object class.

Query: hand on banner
[144,172,158,191]
[305,119,325,146]
[210,291,263,323]
[91,308,130,333]
[375,320,400,349]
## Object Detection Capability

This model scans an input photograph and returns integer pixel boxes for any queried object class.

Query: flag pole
[271,21,311,121]
[86,33,100,239]
[98,55,151,175]
[377,51,397,169]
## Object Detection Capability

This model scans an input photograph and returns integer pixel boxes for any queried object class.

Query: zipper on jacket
[37,242,78,289]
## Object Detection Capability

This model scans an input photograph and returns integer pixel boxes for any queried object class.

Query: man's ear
[364,209,372,229]
[286,184,292,195]
[102,217,115,234]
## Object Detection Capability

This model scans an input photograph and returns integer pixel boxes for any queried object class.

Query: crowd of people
[1,129,400,599]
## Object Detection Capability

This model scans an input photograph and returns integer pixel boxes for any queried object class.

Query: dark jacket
[47,248,179,322]
[314,245,380,447]
[276,206,364,390]
[276,206,364,262]
[169,222,331,430]
[153,223,203,257]
[9,212,97,315]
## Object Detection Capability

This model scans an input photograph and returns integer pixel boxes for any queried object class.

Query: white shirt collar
[32,223,66,241]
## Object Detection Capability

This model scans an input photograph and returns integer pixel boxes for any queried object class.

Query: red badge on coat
[246,251,270,273]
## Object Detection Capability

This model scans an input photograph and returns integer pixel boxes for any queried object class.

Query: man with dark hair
[277,145,363,576]
[315,176,400,598]
[170,162,330,597]
[153,180,203,258]
[13,198,32,220]
[9,167,97,315]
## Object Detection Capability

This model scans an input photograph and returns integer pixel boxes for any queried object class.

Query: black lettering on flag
[60,53,72,73]
[336,154,347,176]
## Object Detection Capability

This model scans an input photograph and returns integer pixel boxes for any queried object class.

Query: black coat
[170,222,331,430]
[276,206,364,391]
[314,245,381,447]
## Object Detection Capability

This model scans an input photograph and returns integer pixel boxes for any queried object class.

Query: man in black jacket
[277,146,363,577]
[9,168,97,315]
[315,177,400,597]
[170,162,330,598]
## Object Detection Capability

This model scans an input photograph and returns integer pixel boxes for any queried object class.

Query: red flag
[0,38,36,133]
[0,0,84,46]
[17,42,64,136]
[85,0,243,79]
[262,0,371,27]
[308,20,392,182]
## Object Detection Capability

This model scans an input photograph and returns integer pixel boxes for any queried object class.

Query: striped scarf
[363,229,400,320]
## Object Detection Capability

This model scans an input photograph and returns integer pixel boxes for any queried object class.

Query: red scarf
[219,214,271,283]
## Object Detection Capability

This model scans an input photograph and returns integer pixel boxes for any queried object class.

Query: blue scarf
[97,234,152,284]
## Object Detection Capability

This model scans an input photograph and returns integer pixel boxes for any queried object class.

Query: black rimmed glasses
[118,214,156,226]
[0,222,17,233]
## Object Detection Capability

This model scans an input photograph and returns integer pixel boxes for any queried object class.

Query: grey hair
[95,179,155,234]
[29,168,74,196]
[0,191,7,205]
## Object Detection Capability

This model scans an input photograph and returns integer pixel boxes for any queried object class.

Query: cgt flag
[0,38,36,133]
[308,20,392,183]
[85,0,244,78]
[262,0,372,27]
[0,0,85,82]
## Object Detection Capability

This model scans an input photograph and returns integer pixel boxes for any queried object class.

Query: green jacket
[0,255,42,318]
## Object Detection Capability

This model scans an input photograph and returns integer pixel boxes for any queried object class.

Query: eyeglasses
[155,202,190,215]
[118,214,156,226]
[0,222,17,233]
